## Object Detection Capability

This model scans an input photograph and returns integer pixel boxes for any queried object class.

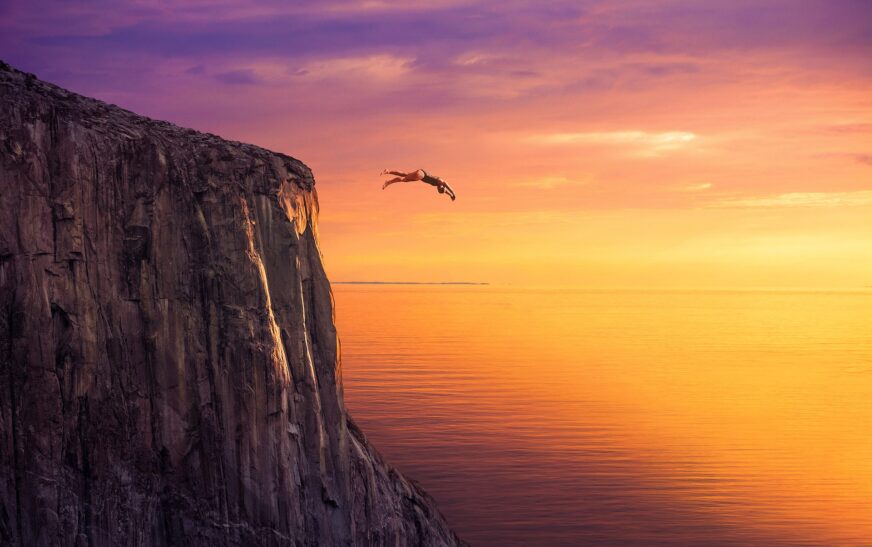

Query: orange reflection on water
[335,287,872,546]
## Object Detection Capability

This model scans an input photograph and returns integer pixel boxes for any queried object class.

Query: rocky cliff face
[0,61,463,547]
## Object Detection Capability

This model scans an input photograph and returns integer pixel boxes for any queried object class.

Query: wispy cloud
[413,210,579,229]
[514,176,590,189]
[857,154,872,166]
[712,191,872,208]
[678,183,713,191]
[816,152,872,166]
[294,54,413,81]
[213,68,260,85]
[530,131,698,155]
[453,51,498,66]
[818,123,872,135]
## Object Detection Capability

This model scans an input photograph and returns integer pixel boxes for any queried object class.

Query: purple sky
[3,0,869,125]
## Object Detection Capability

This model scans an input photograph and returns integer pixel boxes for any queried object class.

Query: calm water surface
[333,287,872,546]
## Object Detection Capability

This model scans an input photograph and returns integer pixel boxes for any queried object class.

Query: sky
[2,0,870,288]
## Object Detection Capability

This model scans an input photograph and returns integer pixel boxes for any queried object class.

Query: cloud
[624,61,700,77]
[6,0,870,75]
[819,123,872,134]
[679,183,713,191]
[530,131,698,155]
[853,154,872,166]
[413,210,579,230]
[294,54,412,81]
[453,51,498,66]
[213,68,260,85]
[711,191,872,208]
[5,0,870,127]
[514,176,590,189]
[815,152,872,166]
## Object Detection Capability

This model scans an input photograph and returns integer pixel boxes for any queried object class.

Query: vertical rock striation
[0,61,463,546]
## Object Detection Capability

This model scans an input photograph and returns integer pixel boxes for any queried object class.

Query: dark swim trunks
[421,170,442,186]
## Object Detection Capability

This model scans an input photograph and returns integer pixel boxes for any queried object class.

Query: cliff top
[0,59,314,189]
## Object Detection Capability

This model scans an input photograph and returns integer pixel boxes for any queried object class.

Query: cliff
[0,61,463,546]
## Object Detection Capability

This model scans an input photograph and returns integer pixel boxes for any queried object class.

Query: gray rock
[0,60,465,547]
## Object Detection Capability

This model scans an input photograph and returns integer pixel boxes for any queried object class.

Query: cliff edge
[0,61,463,546]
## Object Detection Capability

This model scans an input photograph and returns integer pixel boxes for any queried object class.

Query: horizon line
[333,281,490,285]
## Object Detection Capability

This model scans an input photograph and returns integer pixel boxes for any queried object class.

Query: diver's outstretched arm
[442,183,456,201]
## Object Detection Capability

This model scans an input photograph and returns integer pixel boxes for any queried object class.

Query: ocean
[334,286,872,546]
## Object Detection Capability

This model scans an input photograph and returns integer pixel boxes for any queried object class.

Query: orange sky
[305,57,872,288]
[4,0,870,287]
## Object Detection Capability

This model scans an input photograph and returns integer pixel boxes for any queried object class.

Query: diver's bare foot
[381,169,389,175]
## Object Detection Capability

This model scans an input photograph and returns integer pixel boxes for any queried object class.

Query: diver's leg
[383,170,426,182]
[382,177,404,189]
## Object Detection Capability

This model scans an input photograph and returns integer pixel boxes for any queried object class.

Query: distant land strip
[333,281,489,286]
